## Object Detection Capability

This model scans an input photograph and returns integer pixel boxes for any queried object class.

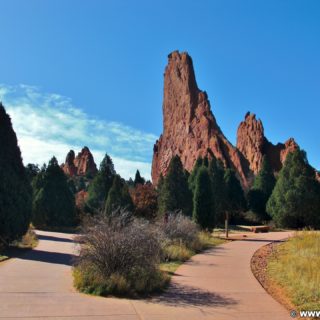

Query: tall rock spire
[152,51,251,188]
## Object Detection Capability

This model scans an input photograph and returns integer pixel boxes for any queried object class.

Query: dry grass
[196,231,226,249]
[160,261,182,275]
[161,231,226,281]
[268,231,320,310]
[1,228,38,263]
[73,265,169,297]
[11,229,38,249]
[162,243,194,262]
[0,254,8,262]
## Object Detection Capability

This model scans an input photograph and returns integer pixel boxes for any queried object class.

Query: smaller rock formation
[236,112,299,175]
[62,146,97,177]
[236,112,265,174]
[62,150,77,176]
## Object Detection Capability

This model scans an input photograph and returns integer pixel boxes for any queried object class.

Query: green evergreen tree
[266,150,320,228]
[86,153,115,213]
[25,163,40,183]
[247,156,276,220]
[104,175,133,215]
[127,177,134,188]
[253,156,276,195]
[203,156,209,168]
[134,169,145,186]
[193,167,215,229]
[32,157,76,228]
[0,104,32,245]
[157,174,165,191]
[158,156,192,216]
[224,169,246,223]
[208,158,227,225]
[188,157,203,193]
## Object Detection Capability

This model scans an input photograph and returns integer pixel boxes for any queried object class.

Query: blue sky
[0,0,319,178]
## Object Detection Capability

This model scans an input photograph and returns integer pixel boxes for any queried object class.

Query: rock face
[152,51,302,189]
[236,113,299,175]
[62,147,97,177]
[151,51,252,188]
[236,113,265,175]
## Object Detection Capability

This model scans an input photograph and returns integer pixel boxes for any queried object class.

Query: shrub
[157,213,199,248]
[74,210,168,296]
[130,183,158,219]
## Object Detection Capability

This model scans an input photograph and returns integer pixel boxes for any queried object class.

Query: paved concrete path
[0,230,293,320]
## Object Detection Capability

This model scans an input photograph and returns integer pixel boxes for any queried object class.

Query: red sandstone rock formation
[151,51,251,188]
[236,112,299,175]
[62,146,97,177]
[236,113,265,175]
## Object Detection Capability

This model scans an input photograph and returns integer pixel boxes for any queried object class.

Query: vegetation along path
[0,230,293,319]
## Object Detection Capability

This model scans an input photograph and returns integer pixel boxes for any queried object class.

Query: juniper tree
[247,156,276,221]
[0,104,32,244]
[134,170,145,186]
[267,150,320,228]
[158,156,192,216]
[32,157,76,228]
[192,167,215,229]
[104,175,134,215]
[86,153,116,213]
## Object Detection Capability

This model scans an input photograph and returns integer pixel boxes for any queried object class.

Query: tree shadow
[37,234,74,243]
[151,283,237,307]
[238,239,286,243]
[16,249,76,266]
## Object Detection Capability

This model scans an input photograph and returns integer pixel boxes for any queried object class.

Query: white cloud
[0,84,156,180]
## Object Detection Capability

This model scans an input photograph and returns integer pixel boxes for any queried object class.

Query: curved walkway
[0,230,293,319]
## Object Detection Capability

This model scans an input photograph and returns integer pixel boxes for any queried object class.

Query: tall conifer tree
[86,154,116,213]
[32,157,76,228]
[0,104,32,244]
[267,150,320,228]
[193,167,215,229]
[158,156,192,216]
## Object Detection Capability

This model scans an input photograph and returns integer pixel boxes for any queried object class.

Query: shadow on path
[37,234,74,243]
[238,239,286,243]
[17,249,76,266]
[151,283,237,307]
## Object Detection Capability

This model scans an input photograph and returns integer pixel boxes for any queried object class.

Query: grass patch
[0,228,38,263]
[11,229,38,249]
[73,265,169,297]
[160,261,182,275]
[162,243,194,262]
[160,231,226,279]
[197,231,226,249]
[267,231,320,310]
[0,254,8,262]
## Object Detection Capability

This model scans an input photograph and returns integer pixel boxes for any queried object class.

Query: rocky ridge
[62,146,97,177]
[236,112,299,175]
